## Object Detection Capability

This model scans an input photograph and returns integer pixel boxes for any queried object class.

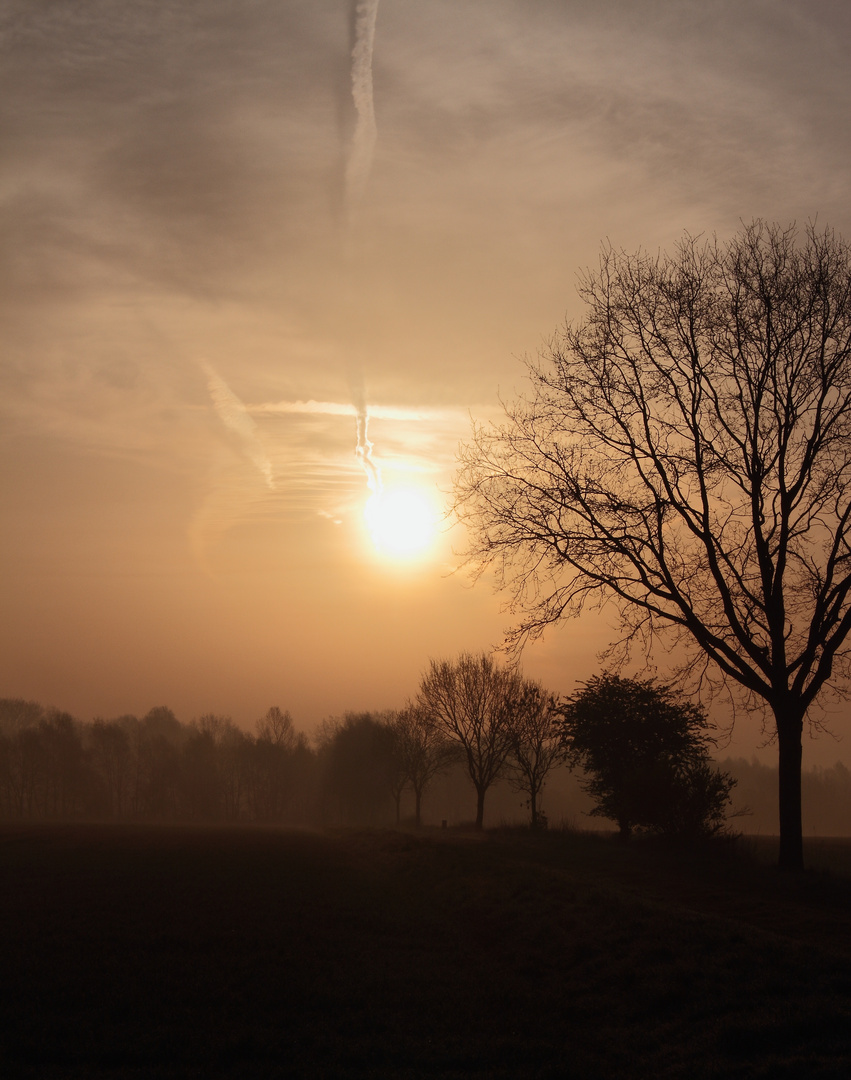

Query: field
[2,825,851,1078]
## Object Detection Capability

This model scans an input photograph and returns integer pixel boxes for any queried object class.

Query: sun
[364,485,438,559]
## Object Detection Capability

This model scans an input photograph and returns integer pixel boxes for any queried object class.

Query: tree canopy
[559,674,735,839]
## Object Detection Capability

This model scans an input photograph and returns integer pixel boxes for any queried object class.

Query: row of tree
[418,656,736,837]
[0,701,316,825]
[0,660,743,837]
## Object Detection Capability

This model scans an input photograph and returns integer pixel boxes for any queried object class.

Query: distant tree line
[3,659,850,835]
[719,757,851,838]
[0,652,568,831]
[0,701,317,825]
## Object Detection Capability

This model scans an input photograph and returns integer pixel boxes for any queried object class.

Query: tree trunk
[475,785,486,830]
[414,786,422,829]
[530,787,539,830]
[776,708,805,872]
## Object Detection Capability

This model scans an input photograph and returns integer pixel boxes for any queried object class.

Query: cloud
[4,0,851,511]
[201,362,274,489]
[249,398,462,422]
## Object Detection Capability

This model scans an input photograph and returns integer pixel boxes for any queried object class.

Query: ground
[2,824,850,1078]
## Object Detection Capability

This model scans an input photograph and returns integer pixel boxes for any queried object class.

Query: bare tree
[418,652,522,829]
[183,715,233,821]
[392,703,456,827]
[506,682,565,829]
[455,222,851,871]
[136,708,184,820]
[250,708,310,821]
[216,721,251,822]
[89,720,133,819]
[39,710,86,819]
[256,706,300,752]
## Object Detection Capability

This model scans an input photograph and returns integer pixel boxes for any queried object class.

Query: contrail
[343,2,383,505]
[355,408,382,496]
[345,0,380,223]
[201,361,274,490]
[350,374,382,497]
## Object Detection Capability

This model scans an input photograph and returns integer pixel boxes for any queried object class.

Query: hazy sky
[3,0,851,761]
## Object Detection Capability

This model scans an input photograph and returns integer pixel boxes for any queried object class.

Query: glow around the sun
[364,485,438,559]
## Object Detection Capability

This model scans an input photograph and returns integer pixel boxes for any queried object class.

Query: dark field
[3,825,851,1079]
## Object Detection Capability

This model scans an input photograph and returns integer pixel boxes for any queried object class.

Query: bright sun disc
[365,487,437,558]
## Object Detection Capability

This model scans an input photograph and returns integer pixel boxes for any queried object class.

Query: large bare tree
[455,221,851,870]
[418,652,522,829]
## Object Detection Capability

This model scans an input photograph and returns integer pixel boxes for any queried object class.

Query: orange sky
[2,0,851,765]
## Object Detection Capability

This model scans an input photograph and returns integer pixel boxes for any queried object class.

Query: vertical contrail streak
[345,0,380,223]
[356,410,382,496]
[350,374,382,497]
[345,1,382,498]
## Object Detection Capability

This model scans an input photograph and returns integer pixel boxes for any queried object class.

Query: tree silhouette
[250,709,302,822]
[256,706,300,752]
[35,710,85,818]
[392,703,456,827]
[89,720,133,819]
[506,682,565,829]
[322,712,398,825]
[455,222,851,870]
[418,652,522,829]
[560,674,735,839]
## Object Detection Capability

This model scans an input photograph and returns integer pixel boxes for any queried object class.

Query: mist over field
[3,696,851,835]
[4,689,851,1077]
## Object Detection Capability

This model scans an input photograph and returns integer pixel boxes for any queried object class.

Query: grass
[2,823,850,1078]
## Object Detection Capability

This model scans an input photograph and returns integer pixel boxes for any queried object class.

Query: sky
[2,0,851,763]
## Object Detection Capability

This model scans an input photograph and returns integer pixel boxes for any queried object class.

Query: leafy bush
[559,674,735,838]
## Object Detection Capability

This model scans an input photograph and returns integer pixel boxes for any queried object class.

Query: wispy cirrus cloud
[201,362,275,490]
[249,398,464,423]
